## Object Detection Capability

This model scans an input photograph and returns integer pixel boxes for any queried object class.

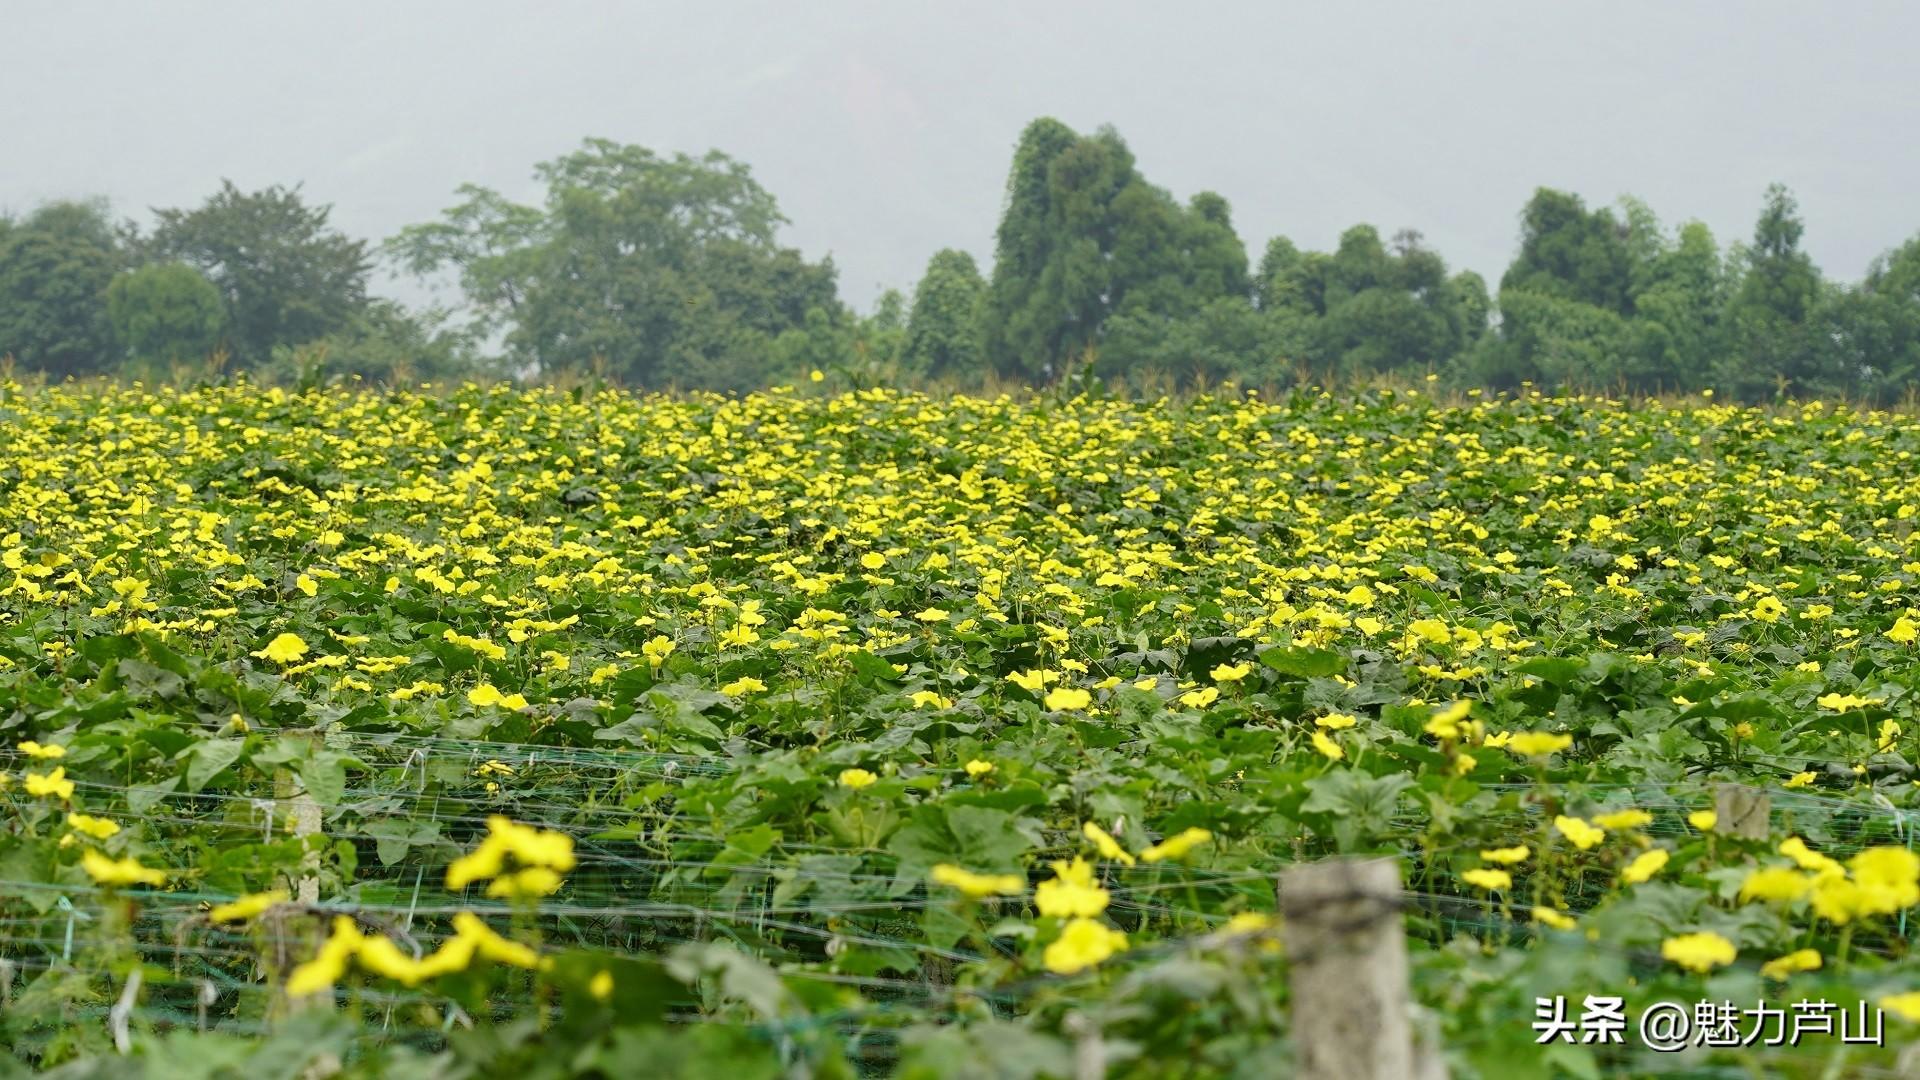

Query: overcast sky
[6,1,1916,312]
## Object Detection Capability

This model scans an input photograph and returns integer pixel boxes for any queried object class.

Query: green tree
[105,262,224,375]
[390,139,839,389]
[149,182,371,368]
[1814,235,1920,403]
[979,118,1248,382]
[904,249,986,380]
[1499,188,1635,314]
[0,200,126,377]
[1715,184,1828,400]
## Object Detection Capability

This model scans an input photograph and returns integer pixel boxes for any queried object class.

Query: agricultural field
[8,378,1920,1077]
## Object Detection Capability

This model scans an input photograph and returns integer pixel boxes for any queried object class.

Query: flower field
[10,379,1920,1076]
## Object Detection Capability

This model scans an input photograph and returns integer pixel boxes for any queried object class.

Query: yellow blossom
[64,813,119,840]
[1553,816,1605,850]
[1043,917,1128,974]
[1035,857,1110,917]
[1210,662,1252,683]
[930,863,1025,898]
[838,768,878,790]
[1505,731,1572,757]
[1081,821,1135,865]
[253,632,309,664]
[25,767,74,800]
[1620,848,1670,885]
[81,849,166,887]
[1661,931,1736,973]
[1461,868,1511,891]
[208,890,290,924]
[1141,827,1213,864]
[1760,949,1822,980]
[1044,686,1092,711]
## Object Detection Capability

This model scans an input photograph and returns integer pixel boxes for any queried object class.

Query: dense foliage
[10,380,1920,1075]
[8,121,1920,398]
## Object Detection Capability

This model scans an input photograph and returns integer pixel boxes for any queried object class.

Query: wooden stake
[1280,856,1445,1080]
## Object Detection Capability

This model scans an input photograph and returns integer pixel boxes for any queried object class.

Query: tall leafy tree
[390,138,839,388]
[0,200,126,377]
[1815,234,1920,403]
[1499,188,1635,314]
[1716,184,1828,400]
[904,249,986,380]
[150,182,371,367]
[979,118,1248,381]
[106,263,224,374]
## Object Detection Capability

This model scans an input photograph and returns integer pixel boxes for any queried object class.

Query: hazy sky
[6,2,1917,312]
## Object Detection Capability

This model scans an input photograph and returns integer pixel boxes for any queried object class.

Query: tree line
[5,117,1919,402]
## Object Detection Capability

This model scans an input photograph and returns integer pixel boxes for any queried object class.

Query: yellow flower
[1888,617,1919,645]
[1424,700,1471,739]
[930,863,1025,898]
[1620,848,1670,885]
[466,683,528,709]
[64,813,119,840]
[25,767,74,800]
[1140,827,1213,864]
[252,632,308,664]
[909,690,953,709]
[963,759,994,778]
[1044,687,1092,711]
[1849,846,1920,910]
[1817,692,1879,712]
[18,740,65,759]
[81,849,167,887]
[1590,808,1652,831]
[296,573,318,597]
[446,838,508,890]
[1779,837,1845,877]
[1882,991,1920,1023]
[720,676,767,696]
[915,608,950,623]
[838,768,878,790]
[1739,866,1813,903]
[286,916,364,997]
[642,634,676,667]
[1759,949,1822,980]
[1081,821,1135,865]
[1783,771,1816,789]
[1309,730,1345,761]
[448,912,541,969]
[1035,857,1110,917]
[859,552,887,570]
[589,969,615,1001]
[1223,912,1275,934]
[1480,845,1529,865]
[485,866,564,900]
[1811,876,1870,924]
[1006,668,1056,692]
[1461,868,1511,891]
[1316,712,1358,730]
[1505,731,1572,757]
[1210,662,1252,683]
[1660,931,1736,973]
[1687,810,1717,831]
[1553,815,1605,850]
[1179,687,1220,708]
[1532,907,1577,931]
[208,890,289,924]
[1043,917,1128,974]
[809,368,825,383]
